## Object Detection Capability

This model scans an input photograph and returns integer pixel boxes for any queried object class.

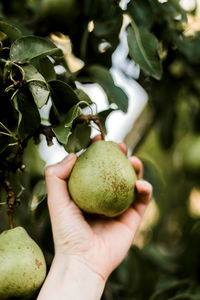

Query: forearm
[37,255,105,300]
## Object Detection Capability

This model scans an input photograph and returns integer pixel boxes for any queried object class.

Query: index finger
[45,153,77,213]
[129,156,143,179]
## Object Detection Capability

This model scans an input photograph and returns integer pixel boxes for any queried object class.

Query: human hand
[38,139,152,300]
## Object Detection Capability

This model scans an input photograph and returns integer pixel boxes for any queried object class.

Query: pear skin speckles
[68,140,137,217]
[0,227,46,299]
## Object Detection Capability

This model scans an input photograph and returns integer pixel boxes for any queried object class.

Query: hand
[38,139,152,300]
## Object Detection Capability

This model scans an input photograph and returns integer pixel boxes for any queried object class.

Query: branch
[34,125,55,146]
[3,171,16,229]
[75,115,105,141]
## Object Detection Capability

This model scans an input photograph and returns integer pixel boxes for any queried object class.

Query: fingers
[45,153,76,180]
[118,180,152,233]
[45,153,77,215]
[129,156,143,179]
[118,142,127,155]
[133,180,153,216]
[91,134,102,142]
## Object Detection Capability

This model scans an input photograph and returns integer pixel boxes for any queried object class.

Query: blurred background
[1,0,200,299]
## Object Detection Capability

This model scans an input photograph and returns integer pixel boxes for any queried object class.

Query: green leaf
[127,0,153,29]
[49,80,80,113]
[29,81,50,108]
[31,180,47,212]
[167,0,187,22]
[127,21,162,80]
[74,89,93,105]
[22,64,46,82]
[64,104,83,128]
[23,138,45,177]
[87,65,128,112]
[32,57,56,82]
[53,125,71,145]
[10,36,62,64]
[53,103,83,145]
[93,14,122,37]
[22,64,50,108]
[65,123,91,153]
[13,96,22,129]
[174,33,200,64]
[13,91,41,138]
[0,21,21,42]
[150,280,192,300]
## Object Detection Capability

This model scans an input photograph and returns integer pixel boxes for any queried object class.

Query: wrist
[38,254,105,300]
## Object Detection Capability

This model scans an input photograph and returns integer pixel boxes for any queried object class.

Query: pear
[0,226,46,299]
[68,140,137,217]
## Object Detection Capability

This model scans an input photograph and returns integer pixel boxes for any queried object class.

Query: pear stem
[8,212,14,229]
[75,115,105,140]
[93,118,105,141]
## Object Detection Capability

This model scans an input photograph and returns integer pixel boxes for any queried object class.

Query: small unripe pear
[0,227,46,299]
[68,141,137,217]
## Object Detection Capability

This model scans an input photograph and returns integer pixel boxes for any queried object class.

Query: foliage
[0,0,200,299]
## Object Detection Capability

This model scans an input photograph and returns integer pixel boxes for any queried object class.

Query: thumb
[45,153,77,219]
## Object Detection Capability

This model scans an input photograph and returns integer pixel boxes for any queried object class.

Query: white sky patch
[180,0,196,11]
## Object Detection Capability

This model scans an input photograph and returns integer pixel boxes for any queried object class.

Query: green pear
[68,140,137,217]
[0,226,46,299]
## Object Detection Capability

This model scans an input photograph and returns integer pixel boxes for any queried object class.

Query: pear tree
[0,0,200,299]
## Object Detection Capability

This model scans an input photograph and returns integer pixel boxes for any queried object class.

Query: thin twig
[75,115,105,140]
[3,172,16,229]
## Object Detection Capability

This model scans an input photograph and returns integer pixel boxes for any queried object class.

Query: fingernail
[62,153,75,163]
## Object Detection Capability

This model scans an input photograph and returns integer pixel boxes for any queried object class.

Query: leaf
[23,138,46,177]
[174,33,200,64]
[65,123,91,153]
[10,36,62,64]
[150,280,192,300]
[31,180,47,212]
[167,0,187,22]
[127,21,162,80]
[93,14,122,37]
[98,109,115,134]
[22,64,50,108]
[64,104,83,128]
[53,103,83,145]
[13,96,22,129]
[74,89,93,105]
[13,91,41,138]
[22,64,46,82]
[53,125,71,145]
[127,0,153,29]
[0,21,21,42]
[87,65,128,112]
[49,80,80,113]
[32,57,56,82]
[29,81,50,108]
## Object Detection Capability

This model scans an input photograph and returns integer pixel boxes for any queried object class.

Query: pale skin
[37,138,152,300]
